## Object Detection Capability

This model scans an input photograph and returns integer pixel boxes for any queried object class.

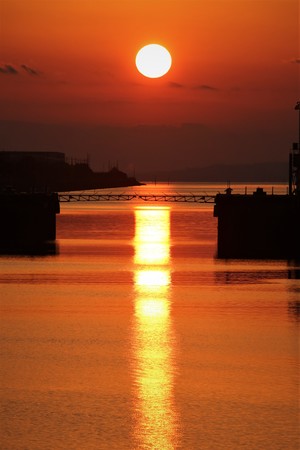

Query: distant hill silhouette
[140,161,288,182]
[0,120,292,176]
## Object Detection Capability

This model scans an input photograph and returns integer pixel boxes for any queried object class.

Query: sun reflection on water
[134,208,170,266]
[132,207,178,449]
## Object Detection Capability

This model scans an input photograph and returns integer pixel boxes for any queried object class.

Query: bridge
[58,193,216,203]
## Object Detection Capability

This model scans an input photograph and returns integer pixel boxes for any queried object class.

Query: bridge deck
[58,193,216,203]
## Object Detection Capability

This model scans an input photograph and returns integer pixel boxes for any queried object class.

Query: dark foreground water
[0,183,299,449]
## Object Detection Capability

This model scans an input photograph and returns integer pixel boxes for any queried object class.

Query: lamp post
[295,101,300,147]
[294,101,300,194]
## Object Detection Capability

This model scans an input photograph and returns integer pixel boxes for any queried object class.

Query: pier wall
[214,192,300,259]
[0,193,60,251]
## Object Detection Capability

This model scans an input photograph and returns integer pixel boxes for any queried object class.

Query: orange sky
[0,0,299,172]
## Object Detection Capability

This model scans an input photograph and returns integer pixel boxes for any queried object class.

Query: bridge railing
[58,193,216,203]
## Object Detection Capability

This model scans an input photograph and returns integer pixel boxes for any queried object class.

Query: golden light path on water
[132,207,178,449]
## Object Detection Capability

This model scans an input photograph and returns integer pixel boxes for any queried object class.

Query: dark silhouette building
[0,151,141,192]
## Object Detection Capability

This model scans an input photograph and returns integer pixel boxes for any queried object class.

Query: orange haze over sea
[0,0,299,173]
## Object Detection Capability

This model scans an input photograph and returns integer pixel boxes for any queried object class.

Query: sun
[135,44,172,79]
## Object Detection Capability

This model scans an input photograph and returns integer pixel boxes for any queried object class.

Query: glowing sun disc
[136,44,172,78]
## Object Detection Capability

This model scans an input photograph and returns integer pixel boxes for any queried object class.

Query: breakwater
[0,192,60,252]
[214,189,300,259]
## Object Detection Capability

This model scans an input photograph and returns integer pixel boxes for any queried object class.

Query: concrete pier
[214,189,300,259]
[0,192,60,252]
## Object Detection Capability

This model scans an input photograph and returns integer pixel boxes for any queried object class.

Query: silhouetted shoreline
[0,151,142,192]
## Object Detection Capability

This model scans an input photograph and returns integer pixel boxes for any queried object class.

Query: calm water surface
[0,183,299,449]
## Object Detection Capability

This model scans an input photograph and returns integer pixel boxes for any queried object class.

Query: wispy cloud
[21,64,40,75]
[0,62,41,76]
[193,84,219,91]
[0,64,18,75]
[167,81,220,91]
[168,81,185,89]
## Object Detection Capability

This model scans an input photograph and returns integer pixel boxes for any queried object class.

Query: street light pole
[294,101,300,194]
[295,101,300,147]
